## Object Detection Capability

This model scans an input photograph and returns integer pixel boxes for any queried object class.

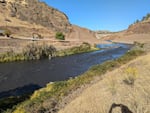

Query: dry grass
[59,53,150,113]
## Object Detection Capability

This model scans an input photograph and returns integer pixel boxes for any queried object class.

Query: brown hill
[4,0,71,32]
[127,20,150,34]
[0,0,98,52]
[67,25,98,43]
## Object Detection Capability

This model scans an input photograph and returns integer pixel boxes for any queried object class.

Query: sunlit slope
[59,53,150,113]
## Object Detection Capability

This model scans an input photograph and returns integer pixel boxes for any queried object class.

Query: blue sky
[44,0,150,32]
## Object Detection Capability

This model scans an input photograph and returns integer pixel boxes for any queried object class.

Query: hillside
[59,52,150,113]
[98,14,150,44]
[0,0,98,52]
[0,0,67,38]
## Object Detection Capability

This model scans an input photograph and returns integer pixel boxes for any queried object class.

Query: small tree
[134,19,140,24]
[4,29,11,37]
[55,32,65,40]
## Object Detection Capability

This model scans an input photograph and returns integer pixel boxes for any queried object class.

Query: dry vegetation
[59,53,150,113]
[2,49,144,113]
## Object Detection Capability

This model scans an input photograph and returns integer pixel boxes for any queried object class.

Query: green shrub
[55,32,65,40]
[56,42,95,56]
[123,67,139,85]
[4,29,11,37]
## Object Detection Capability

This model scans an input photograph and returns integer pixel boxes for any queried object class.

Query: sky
[43,0,150,32]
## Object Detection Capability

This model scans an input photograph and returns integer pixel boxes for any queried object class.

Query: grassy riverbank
[0,44,56,63]
[2,48,144,113]
[56,42,99,57]
[0,42,98,63]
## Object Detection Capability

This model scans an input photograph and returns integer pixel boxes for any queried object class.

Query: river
[0,43,132,98]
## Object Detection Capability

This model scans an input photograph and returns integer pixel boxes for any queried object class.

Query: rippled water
[0,43,132,97]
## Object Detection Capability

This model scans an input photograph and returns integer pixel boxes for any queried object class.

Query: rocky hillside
[0,0,98,52]
[2,0,71,33]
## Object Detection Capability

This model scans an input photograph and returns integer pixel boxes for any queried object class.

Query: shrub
[23,44,56,60]
[55,32,65,40]
[4,29,11,37]
[56,42,94,56]
[0,44,56,63]
[123,67,138,85]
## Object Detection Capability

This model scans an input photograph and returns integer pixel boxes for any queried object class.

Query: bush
[55,32,65,40]
[56,42,94,56]
[123,67,138,85]
[4,29,11,37]
[23,44,56,60]
[0,44,56,63]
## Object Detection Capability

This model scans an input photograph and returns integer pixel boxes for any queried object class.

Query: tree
[134,19,140,24]
[55,32,65,40]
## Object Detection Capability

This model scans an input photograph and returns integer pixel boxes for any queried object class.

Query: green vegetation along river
[0,43,132,99]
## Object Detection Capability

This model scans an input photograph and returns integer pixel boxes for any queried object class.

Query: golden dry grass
[59,53,150,113]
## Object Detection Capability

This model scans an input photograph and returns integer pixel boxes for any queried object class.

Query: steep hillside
[0,0,56,38]
[67,25,98,43]
[0,0,98,52]
[127,20,150,34]
[126,13,150,34]
[4,0,71,32]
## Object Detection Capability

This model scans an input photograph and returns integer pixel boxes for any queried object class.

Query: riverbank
[56,42,99,57]
[0,42,98,63]
[3,48,144,113]
[59,51,150,113]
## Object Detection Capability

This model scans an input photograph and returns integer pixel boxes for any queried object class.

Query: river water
[0,43,132,98]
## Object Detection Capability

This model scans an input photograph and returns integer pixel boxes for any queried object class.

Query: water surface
[0,43,132,97]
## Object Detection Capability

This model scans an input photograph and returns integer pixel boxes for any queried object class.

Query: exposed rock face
[6,0,71,32]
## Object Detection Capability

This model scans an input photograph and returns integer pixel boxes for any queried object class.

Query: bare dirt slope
[67,25,98,44]
[59,53,150,113]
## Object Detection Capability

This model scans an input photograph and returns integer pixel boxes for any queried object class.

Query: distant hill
[98,13,150,44]
[127,13,150,34]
